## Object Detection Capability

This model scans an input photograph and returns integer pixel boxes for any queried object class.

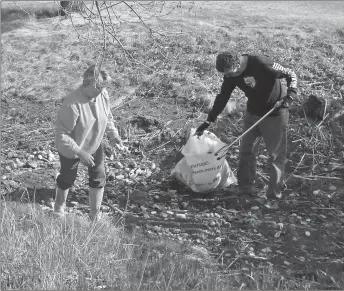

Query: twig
[13,1,29,15]
[306,81,328,86]
[292,174,342,180]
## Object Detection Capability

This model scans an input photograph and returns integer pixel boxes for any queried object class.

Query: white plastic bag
[171,128,237,193]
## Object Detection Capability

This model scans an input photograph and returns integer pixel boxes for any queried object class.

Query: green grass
[1,1,344,290]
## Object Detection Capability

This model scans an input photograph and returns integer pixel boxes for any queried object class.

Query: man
[54,65,126,221]
[195,51,297,207]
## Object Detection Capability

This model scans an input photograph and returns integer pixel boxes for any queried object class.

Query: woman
[54,65,125,221]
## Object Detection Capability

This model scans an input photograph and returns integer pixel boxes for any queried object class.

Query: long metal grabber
[214,104,279,160]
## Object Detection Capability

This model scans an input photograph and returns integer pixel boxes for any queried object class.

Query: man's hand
[275,95,293,109]
[194,121,210,137]
[77,149,95,167]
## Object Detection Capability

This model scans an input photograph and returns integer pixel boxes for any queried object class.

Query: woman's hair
[215,51,241,73]
[83,65,111,87]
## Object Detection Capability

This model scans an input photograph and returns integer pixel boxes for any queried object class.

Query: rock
[5,166,12,172]
[48,151,55,162]
[37,154,43,160]
[8,180,19,189]
[27,154,35,160]
[176,213,187,219]
[166,210,174,215]
[70,201,79,207]
[251,206,260,211]
[128,161,137,168]
[215,237,222,243]
[26,161,38,169]
[9,160,17,169]
[116,175,125,180]
[15,159,25,168]
[1,175,7,180]
[180,202,189,210]
[313,190,321,195]
[209,221,216,226]
[114,161,124,169]
[150,162,156,170]
[107,171,116,181]
[329,185,337,191]
[7,152,17,158]
[305,231,311,237]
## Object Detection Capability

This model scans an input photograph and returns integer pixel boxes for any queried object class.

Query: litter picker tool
[214,103,280,160]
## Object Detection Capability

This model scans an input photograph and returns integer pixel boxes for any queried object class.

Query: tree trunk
[60,1,71,16]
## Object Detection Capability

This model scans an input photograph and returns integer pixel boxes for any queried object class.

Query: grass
[1,1,344,290]
[0,201,321,290]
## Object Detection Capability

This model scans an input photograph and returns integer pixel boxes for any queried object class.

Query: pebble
[181,202,189,209]
[70,201,79,207]
[37,154,43,160]
[48,151,55,162]
[114,161,124,169]
[251,206,260,211]
[9,160,17,169]
[176,213,187,219]
[166,211,174,215]
[7,152,17,158]
[16,159,25,168]
[150,163,156,170]
[215,237,222,243]
[116,175,125,180]
[284,261,290,266]
[305,231,311,237]
[209,221,216,226]
[329,185,337,191]
[8,180,19,189]
[26,161,38,169]
[313,190,321,195]
[5,166,12,172]
[1,175,7,180]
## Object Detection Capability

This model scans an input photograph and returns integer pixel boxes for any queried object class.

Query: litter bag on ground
[171,128,237,193]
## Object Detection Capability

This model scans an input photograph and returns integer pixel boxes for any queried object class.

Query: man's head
[216,51,249,77]
[82,65,111,99]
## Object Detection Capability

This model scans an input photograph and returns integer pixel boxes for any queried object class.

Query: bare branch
[95,1,107,72]
[13,1,29,15]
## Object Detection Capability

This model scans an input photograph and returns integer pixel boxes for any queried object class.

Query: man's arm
[271,62,298,100]
[55,105,82,156]
[256,55,297,101]
[207,77,236,122]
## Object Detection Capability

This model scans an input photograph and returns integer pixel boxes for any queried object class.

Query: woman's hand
[77,149,95,167]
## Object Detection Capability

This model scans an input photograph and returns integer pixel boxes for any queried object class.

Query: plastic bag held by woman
[171,128,237,193]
